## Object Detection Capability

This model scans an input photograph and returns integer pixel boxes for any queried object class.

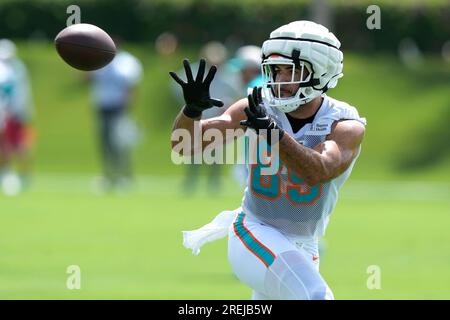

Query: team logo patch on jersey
[306,121,332,135]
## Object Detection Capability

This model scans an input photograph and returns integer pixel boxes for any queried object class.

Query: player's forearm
[172,107,200,133]
[171,107,203,154]
[278,134,332,186]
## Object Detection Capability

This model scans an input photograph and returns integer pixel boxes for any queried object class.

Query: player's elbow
[171,127,193,155]
[170,135,202,157]
[315,157,340,184]
[170,141,195,157]
[170,137,182,155]
[302,164,334,186]
[303,175,325,187]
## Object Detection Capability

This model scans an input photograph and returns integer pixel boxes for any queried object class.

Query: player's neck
[287,96,323,119]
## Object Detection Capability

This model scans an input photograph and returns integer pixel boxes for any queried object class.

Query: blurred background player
[0,39,34,196]
[228,45,263,92]
[89,42,143,193]
[227,45,262,187]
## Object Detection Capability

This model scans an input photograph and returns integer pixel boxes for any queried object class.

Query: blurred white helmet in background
[201,41,228,66]
[235,45,261,69]
[0,39,17,61]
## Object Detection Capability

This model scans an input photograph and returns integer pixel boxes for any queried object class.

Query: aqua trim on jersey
[233,212,276,267]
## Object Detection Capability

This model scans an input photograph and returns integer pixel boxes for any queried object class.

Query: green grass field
[0,42,449,299]
[1,174,449,299]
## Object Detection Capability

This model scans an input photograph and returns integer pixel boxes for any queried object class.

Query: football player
[170,21,366,300]
[0,40,34,194]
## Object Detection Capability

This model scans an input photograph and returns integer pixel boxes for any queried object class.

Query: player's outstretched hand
[240,87,285,144]
[169,58,224,118]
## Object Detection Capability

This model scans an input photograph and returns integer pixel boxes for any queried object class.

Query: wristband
[182,105,202,119]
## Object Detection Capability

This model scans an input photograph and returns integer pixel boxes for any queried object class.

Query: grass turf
[1,174,449,299]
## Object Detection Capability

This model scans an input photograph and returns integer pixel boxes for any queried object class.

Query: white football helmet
[261,21,344,113]
[0,39,17,61]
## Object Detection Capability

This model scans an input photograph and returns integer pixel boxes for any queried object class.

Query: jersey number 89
[250,162,322,205]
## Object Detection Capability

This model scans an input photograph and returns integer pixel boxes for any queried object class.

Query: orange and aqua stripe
[233,212,276,268]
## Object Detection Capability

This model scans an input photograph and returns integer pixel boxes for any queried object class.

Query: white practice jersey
[0,61,13,129]
[241,94,366,239]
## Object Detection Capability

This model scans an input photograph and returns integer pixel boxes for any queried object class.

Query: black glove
[240,87,285,145]
[169,58,224,119]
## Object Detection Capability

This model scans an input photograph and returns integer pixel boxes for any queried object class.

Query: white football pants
[228,211,334,300]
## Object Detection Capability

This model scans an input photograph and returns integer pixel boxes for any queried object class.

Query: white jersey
[92,51,142,109]
[242,94,366,239]
[5,59,33,121]
[0,61,13,129]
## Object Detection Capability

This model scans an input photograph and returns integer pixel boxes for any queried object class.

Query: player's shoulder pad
[323,95,367,126]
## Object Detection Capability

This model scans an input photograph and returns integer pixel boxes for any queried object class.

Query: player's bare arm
[279,119,365,186]
[172,98,247,140]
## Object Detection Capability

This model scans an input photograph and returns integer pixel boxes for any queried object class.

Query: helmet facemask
[261,56,322,113]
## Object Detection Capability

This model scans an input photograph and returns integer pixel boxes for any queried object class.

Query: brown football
[55,23,116,71]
